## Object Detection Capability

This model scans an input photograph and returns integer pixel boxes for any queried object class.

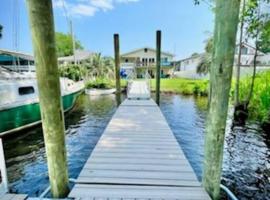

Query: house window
[125,59,128,63]
[144,48,148,53]
[18,86,35,95]
[241,46,248,55]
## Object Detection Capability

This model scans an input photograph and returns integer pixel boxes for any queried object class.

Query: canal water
[3,94,270,199]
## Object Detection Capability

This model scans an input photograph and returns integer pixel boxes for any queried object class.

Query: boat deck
[68,99,211,199]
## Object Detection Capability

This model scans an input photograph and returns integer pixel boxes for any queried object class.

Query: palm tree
[84,53,115,80]
[196,37,213,74]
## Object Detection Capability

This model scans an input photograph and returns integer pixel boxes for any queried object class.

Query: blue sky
[0,0,214,59]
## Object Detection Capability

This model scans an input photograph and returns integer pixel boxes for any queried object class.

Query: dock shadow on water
[3,93,270,199]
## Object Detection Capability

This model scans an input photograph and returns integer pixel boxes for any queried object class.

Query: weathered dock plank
[0,194,27,200]
[69,98,210,199]
[70,185,210,200]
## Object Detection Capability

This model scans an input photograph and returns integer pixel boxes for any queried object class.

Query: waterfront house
[175,43,270,73]
[58,50,94,66]
[120,47,174,78]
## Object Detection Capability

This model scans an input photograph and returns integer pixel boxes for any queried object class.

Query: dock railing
[126,71,136,97]
[145,71,152,94]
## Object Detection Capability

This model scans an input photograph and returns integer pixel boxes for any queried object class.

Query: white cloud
[115,0,140,3]
[91,0,114,11]
[53,0,140,17]
[71,4,98,16]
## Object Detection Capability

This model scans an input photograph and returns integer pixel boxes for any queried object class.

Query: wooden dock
[69,97,211,199]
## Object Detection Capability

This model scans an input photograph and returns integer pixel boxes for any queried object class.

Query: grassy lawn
[150,78,208,96]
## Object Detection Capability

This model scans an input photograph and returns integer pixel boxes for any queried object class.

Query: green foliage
[151,78,208,96]
[244,0,270,50]
[59,64,85,81]
[197,37,213,74]
[257,20,270,53]
[191,52,199,57]
[83,53,115,80]
[55,32,83,57]
[85,78,114,89]
[237,70,270,122]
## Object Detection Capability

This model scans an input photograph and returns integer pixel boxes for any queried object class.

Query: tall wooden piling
[202,0,240,199]
[26,0,69,197]
[114,34,121,106]
[155,30,161,105]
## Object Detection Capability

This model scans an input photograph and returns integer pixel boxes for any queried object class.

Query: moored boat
[0,69,84,136]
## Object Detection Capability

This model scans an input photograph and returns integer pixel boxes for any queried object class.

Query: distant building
[58,50,94,66]
[175,43,270,73]
[0,49,35,72]
[120,47,175,78]
[175,53,204,72]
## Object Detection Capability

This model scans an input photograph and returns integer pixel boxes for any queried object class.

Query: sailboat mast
[69,20,76,65]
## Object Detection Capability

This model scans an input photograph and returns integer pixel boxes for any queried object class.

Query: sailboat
[0,49,84,136]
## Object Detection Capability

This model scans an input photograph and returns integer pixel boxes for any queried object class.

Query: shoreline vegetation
[150,71,270,125]
[59,64,270,125]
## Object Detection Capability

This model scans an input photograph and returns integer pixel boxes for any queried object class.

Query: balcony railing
[122,61,172,67]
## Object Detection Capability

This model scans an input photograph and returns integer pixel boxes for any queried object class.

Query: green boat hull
[0,91,82,136]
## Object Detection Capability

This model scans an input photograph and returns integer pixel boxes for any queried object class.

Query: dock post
[114,34,121,106]
[0,138,8,193]
[202,0,240,199]
[26,0,69,197]
[156,30,161,105]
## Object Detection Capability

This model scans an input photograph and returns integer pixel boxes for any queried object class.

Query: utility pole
[114,34,121,106]
[202,0,241,199]
[156,30,161,105]
[26,0,69,197]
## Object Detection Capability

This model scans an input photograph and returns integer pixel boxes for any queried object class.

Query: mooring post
[156,30,161,105]
[202,0,240,199]
[114,34,121,106]
[0,138,8,193]
[26,0,69,197]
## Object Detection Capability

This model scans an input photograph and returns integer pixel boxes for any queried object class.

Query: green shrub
[85,78,114,89]
[237,70,270,122]
[59,64,85,81]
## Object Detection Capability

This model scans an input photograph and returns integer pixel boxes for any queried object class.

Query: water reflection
[159,94,269,200]
[3,94,121,196]
[2,93,270,199]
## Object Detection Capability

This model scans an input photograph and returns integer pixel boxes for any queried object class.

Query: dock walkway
[127,80,151,99]
[69,97,210,199]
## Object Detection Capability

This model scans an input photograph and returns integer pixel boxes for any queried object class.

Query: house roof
[178,53,205,62]
[0,49,34,61]
[236,42,265,55]
[121,47,174,57]
[58,50,94,62]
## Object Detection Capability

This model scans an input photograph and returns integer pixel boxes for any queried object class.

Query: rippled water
[3,93,270,199]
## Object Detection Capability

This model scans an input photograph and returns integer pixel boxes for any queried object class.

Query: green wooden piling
[26,0,69,197]
[114,34,121,106]
[156,30,161,106]
[202,0,240,199]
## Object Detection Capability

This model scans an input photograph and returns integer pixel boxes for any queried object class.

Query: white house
[175,43,270,73]
[175,53,204,71]
[121,47,175,78]
[58,50,94,66]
